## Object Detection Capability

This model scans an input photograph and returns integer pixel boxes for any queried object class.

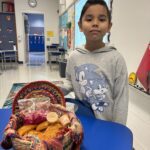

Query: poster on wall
[59,4,75,50]
[59,12,68,50]
[67,4,75,50]
[75,0,112,47]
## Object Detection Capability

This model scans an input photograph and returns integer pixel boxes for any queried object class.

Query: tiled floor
[0,63,150,150]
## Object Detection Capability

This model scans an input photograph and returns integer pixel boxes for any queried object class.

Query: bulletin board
[67,4,75,50]
[59,4,75,50]
[59,12,68,50]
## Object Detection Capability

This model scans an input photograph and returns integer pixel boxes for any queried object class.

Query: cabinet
[29,35,45,52]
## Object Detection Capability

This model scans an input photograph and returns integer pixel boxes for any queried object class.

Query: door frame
[22,11,45,63]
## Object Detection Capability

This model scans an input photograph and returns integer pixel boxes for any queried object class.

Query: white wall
[66,0,74,9]
[59,0,75,15]
[111,0,150,74]
[14,0,59,62]
[128,86,150,150]
[111,1,150,149]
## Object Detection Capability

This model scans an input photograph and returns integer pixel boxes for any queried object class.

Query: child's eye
[99,18,106,22]
[84,15,93,21]
[86,18,92,21]
[85,17,92,22]
[99,15,107,22]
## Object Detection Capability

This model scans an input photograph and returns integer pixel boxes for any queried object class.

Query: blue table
[0,99,133,150]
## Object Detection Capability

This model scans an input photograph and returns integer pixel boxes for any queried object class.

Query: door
[23,13,45,65]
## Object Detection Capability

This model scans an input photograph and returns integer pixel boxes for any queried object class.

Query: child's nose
[92,19,99,26]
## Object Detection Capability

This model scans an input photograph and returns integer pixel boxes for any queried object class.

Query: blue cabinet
[29,35,45,52]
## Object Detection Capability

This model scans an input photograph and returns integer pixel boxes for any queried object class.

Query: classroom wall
[14,0,59,62]
[59,0,75,16]
[66,0,74,9]
[128,86,150,150]
[111,1,150,149]
[111,0,150,74]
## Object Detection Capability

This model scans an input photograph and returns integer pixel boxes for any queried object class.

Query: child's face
[78,4,112,43]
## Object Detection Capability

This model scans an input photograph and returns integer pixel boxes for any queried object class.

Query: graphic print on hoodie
[75,64,109,112]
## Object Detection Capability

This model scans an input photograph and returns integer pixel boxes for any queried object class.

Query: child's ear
[108,22,112,32]
[78,21,83,32]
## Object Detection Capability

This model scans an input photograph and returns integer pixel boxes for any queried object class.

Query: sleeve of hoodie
[59,55,73,95]
[113,54,129,125]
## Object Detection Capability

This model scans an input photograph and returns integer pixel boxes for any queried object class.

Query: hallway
[27,52,45,66]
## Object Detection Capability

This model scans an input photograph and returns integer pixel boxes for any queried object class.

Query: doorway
[23,13,45,66]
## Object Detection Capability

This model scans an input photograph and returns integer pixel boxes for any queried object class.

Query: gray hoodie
[61,45,129,125]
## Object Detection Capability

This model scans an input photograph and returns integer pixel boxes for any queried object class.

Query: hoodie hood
[76,45,116,54]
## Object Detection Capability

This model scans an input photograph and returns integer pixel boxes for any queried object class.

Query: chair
[2,50,18,69]
[58,48,67,60]
[51,43,59,48]
[48,51,61,70]
[47,45,62,70]
[47,45,57,51]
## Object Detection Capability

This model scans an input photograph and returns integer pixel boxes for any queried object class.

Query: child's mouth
[90,30,100,34]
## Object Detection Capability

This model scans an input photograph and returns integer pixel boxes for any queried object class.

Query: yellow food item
[27,122,63,141]
[17,112,68,141]
[128,72,137,85]
[46,112,58,123]
[28,130,41,135]
[59,114,70,126]
[28,130,43,139]
[30,122,63,141]
[42,122,63,140]
[36,121,49,131]
[17,125,37,136]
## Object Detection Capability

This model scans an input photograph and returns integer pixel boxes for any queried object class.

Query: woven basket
[1,81,83,149]
[12,80,65,114]
[1,104,83,150]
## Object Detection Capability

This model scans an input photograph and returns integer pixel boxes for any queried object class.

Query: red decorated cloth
[136,44,150,91]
